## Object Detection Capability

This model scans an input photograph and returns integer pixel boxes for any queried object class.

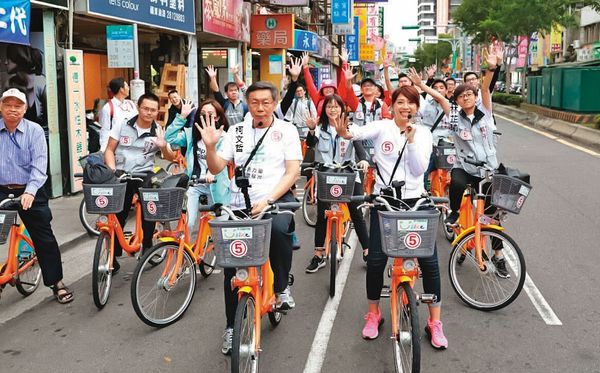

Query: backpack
[83,163,118,184]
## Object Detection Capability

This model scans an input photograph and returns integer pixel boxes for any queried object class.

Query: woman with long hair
[165,98,230,235]
[304,94,371,272]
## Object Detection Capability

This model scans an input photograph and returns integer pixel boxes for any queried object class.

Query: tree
[413,34,454,73]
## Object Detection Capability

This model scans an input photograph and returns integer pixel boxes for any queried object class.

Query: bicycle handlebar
[0,196,21,209]
[198,201,301,220]
[352,194,442,212]
[189,177,217,186]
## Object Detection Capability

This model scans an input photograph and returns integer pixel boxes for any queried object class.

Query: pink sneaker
[425,318,448,349]
[362,311,384,340]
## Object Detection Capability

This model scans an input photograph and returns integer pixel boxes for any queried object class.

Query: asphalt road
[1,116,600,373]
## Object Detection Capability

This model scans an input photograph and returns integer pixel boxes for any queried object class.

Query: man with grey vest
[104,93,176,271]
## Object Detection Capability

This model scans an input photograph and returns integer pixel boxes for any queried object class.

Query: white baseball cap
[1,88,27,104]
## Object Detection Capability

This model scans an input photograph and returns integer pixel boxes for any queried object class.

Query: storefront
[198,0,251,99]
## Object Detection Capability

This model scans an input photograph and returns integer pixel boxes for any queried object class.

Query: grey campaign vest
[352,98,383,162]
[115,116,160,173]
[452,108,498,177]
[314,126,356,165]
[420,98,453,144]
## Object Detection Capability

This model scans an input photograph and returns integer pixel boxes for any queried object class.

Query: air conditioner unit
[573,40,581,48]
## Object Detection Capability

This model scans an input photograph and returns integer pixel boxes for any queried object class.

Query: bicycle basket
[83,183,127,214]
[0,210,18,245]
[378,209,440,258]
[316,170,356,203]
[433,145,457,170]
[138,187,186,222]
[491,174,532,214]
[209,219,272,268]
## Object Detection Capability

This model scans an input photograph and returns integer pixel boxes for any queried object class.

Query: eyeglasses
[249,100,273,108]
[139,106,158,113]
[457,92,475,100]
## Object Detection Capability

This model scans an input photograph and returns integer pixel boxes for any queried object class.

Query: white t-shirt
[99,97,138,151]
[350,119,432,199]
[218,119,302,209]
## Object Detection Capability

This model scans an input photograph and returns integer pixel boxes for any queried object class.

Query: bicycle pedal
[419,293,437,304]
[380,285,391,298]
[342,242,351,250]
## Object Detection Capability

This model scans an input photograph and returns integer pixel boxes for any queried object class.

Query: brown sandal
[52,285,74,304]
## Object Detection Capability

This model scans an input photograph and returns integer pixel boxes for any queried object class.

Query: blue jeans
[186,184,213,237]
[366,205,441,304]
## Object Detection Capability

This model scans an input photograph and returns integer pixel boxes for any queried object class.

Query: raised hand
[340,48,349,63]
[343,65,358,82]
[180,101,195,119]
[230,64,240,76]
[383,58,391,69]
[331,113,352,139]
[205,65,217,79]
[152,125,167,149]
[305,111,318,130]
[196,112,222,148]
[494,41,505,64]
[427,64,437,78]
[407,67,423,87]
[301,51,310,67]
[287,57,302,82]
[485,45,497,69]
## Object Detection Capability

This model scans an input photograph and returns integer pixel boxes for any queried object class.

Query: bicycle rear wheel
[92,231,113,309]
[79,199,101,236]
[15,255,41,296]
[392,282,420,373]
[449,228,526,311]
[302,180,317,227]
[232,294,259,373]
[131,242,197,327]
[329,221,337,298]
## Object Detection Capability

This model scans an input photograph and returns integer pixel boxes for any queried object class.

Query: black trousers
[114,173,156,256]
[0,187,63,287]
[449,168,495,213]
[223,194,296,328]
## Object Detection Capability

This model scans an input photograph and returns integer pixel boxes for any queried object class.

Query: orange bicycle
[208,201,300,373]
[447,160,529,310]
[429,139,456,241]
[0,197,41,301]
[83,172,159,309]
[167,149,187,175]
[315,163,355,297]
[363,166,376,195]
[301,162,317,227]
[130,178,218,327]
[356,194,445,373]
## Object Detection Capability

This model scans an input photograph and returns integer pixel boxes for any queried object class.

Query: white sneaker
[276,287,295,310]
[221,327,233,355]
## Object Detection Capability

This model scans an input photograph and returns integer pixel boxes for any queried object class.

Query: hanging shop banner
[0,0,30,45]
[87,0,196,34]
[251,14,294,49]
[31,0,69,10]
[550,24,563,53]
[64,49,88,193]
[290,30,319,53]
[106,25,135,68]
[202,0,251,43]
[346,16,359,62]
[269,0,309,5]
[319,37,333,61]
[332,0,352,25]
[333,19,354,36]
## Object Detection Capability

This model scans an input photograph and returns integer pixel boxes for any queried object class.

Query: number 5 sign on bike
[404,232,422,250]
[230,240,248,258]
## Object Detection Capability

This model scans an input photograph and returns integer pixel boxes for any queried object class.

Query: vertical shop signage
[331,0,351,24]
[290,30,319,53]
[346,16,359,62]
[88,0,196,34]
[251,14,294,49]
[202,0,250,43]
[64,50,88,193]
[0,0,30,45]
[106,25,134,68]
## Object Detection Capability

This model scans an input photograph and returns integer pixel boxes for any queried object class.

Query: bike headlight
[236,268,249,282]
[98,216,108,225]
[403,259,417,272]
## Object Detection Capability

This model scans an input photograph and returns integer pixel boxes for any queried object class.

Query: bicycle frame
[304,174,316,204]
[0,223,37,286]
[363,167,376,196]
[323,202,351,258]
[429,168,451,198]
[231,261,277,353]
[389,258,419,340]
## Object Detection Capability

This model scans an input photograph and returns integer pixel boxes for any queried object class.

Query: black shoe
[362,251,368,262]
[305,255,326,273]
[112,258,120,275]
[491,255,510,278]
[444,212,459,226]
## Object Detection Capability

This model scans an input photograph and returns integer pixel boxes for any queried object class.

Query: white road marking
[303,232,358,373]
[503,249,562,326]
[495,114,600,157]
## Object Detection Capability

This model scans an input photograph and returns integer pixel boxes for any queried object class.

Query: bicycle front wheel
[449,228,526,311]
[92,231,113,309]
[198,238,216,278]
[392,282,420,373]
[15,255,41,296]
[232,294,259,373]
[329,221,337,298]
[79,199,101,236]
[302,181,317,227]
[131,242,197,327]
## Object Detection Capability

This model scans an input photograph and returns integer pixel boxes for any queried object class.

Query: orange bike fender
[451,224,504,246]
[399,276,414,284]
[238,286,253,295]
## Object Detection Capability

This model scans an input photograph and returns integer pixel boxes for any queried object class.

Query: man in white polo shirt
[99,77,138,151]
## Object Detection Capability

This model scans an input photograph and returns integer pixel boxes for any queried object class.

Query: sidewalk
[49,193,90,250]
[493,103,600,152]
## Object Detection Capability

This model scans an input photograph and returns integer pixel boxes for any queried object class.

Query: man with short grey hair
[0,88,73,303]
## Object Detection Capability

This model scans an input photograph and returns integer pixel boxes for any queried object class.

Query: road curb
[59,232,90,252]
[493,104,600,152]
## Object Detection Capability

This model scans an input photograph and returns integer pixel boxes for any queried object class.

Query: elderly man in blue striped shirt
[0,88,73,304]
